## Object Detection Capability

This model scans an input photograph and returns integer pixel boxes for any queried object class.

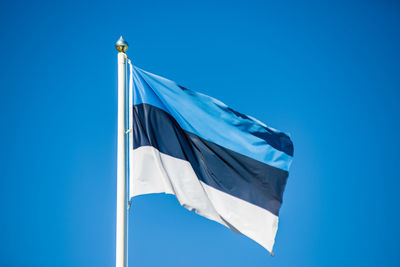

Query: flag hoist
[115,36,128,267]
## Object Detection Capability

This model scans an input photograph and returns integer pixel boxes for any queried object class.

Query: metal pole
[115,36,128,267]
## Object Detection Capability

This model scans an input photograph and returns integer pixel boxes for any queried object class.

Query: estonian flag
[128,62,293,253]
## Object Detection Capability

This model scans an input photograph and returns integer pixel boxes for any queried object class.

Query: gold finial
[115,36,128,53]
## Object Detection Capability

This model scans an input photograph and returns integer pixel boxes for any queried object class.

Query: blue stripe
[132,66,293,171]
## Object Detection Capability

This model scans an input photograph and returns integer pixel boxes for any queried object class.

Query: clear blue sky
[1,0,399,266]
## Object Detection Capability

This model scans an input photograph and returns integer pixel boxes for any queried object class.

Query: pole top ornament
[115,36,128,53]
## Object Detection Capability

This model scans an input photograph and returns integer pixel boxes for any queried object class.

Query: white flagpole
[115,36,128,267]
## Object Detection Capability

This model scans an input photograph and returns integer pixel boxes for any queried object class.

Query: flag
[128,62,293,252]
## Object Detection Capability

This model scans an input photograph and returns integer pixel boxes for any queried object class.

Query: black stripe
[132,103,289,216]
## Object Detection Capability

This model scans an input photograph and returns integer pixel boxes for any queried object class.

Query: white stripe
[129,146,279,252]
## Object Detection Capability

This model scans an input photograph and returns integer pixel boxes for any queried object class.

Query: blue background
[1,0,399,266]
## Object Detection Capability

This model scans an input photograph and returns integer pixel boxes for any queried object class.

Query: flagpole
[115,36,128,267]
